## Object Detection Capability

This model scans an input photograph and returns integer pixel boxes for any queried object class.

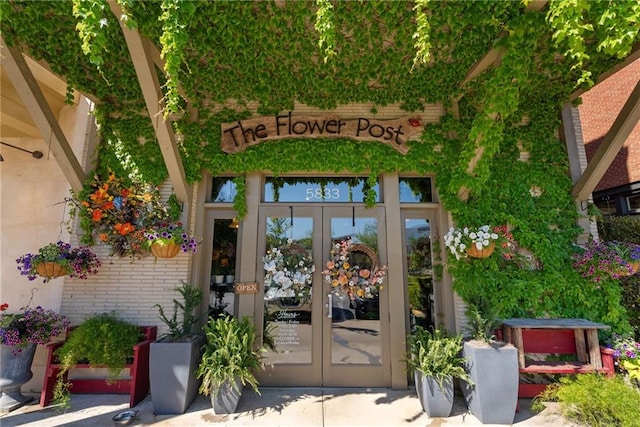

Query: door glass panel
[263,215,314,364]
[405,218,434,331]
[328,216,382,365]
[209,219,238,319]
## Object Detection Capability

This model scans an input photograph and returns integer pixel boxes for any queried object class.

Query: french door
[256,205,390,387]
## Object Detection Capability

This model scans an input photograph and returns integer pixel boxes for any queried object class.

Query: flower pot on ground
[52,313,143,409]
[460,305,518,425]
[16,241,101,282]
[150,282,204,415]
[197,316,265,414]
[144,222,198,258]
[405,326,471,417]
[0,303,69,414]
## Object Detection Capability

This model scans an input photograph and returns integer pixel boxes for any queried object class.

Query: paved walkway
[1,388,579,427]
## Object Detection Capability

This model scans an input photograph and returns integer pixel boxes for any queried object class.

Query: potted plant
[149,282,204,414]
[405,326,471,417]
[52,312,143,408]
[143,222,198,259]
[0,303,69,413]
[573,240,640,281]
[197,316,265,414]
[15,241,101,282]
[443,225,502,260]
[605,333,640,388]
[460,303,518,425]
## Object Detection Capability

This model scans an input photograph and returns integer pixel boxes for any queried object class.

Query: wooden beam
[570,42,640,101]
[572,77,640,201]
[461,0,548,87]
[1,36,86,191]
[108,1,192,210]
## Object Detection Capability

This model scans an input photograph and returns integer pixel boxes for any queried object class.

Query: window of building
[399,178,433,203]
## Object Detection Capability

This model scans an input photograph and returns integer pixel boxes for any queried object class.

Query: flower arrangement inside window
[16,241,101,282]
[572,240,640,282]
[143,222,198,258]
[70,170,179,258]
[322,237,387,300]
[263,239,315,303]
[0,303,70,353]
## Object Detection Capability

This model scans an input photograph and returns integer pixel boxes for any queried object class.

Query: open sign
[234,282,258,294]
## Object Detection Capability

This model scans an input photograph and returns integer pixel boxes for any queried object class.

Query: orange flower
[81,201,90,207]
[356,288,365,297]
[99,233,109,242]
[342,262,350,269]
[92,209,103,221]
[359,269,371,279]
[338,273,348,285]
[121,188,130,197]
[108,173,115,182]
[332,279,339,287]
[326,260,335,269]
[102,201,114,210]
[114,222,134,236]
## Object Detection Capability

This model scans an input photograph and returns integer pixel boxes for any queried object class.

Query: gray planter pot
[461,340,518,425]
[414,371,454,417]
[210,376,243,414]
[149,335,204,415]
[0,343,36,414]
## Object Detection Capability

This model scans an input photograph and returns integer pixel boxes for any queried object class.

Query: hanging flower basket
[466,241,496,259]
[615,261,640,277]
[151,242,181,259]
[34,262,68,279]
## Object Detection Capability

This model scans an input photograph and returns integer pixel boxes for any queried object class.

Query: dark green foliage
[154,282,203,341]
[53,312,143,408]
[405,326,471,389]
[533,374,640,427]
[197,316,264,396]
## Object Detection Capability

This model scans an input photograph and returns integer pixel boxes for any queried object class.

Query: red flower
[0,303,9,311]
[408,118,421,127]
[92,209,103,221]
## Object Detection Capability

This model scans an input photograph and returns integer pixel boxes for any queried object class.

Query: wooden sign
[234,282,258,294]
[220,112,424,155]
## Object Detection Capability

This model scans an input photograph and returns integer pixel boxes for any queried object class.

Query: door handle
[326,293,333,318]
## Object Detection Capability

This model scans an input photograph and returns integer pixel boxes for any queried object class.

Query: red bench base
[39,326,157,408]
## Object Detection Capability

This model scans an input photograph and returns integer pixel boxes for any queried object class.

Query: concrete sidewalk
[0,388,578,427]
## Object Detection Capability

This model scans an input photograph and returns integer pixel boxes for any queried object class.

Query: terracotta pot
[151,243,181,258]
[615,261,640,277]
[34,262,67,278]
[466,241,496,259]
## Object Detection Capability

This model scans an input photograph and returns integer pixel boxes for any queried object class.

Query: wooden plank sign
[234,282,258,294]
[221,112,424,155]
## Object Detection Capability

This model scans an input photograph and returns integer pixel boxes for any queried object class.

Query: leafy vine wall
[2,0,639,332]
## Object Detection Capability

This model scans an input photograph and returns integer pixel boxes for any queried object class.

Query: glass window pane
[211,178,237,202]
[264,177,379,203]
[399,178,433,203]
[330,216,382,365]
[263,215,314,364]
[209,219,238,319]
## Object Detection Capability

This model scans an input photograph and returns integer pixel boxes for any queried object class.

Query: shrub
[533,374,640,427]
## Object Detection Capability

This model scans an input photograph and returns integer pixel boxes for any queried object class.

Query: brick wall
[579,58,640,192]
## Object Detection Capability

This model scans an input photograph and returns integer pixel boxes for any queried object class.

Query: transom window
[263,177,380,203]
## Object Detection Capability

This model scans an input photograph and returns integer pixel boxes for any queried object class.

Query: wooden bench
[40,326,157,408]
[501,318,614,398]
